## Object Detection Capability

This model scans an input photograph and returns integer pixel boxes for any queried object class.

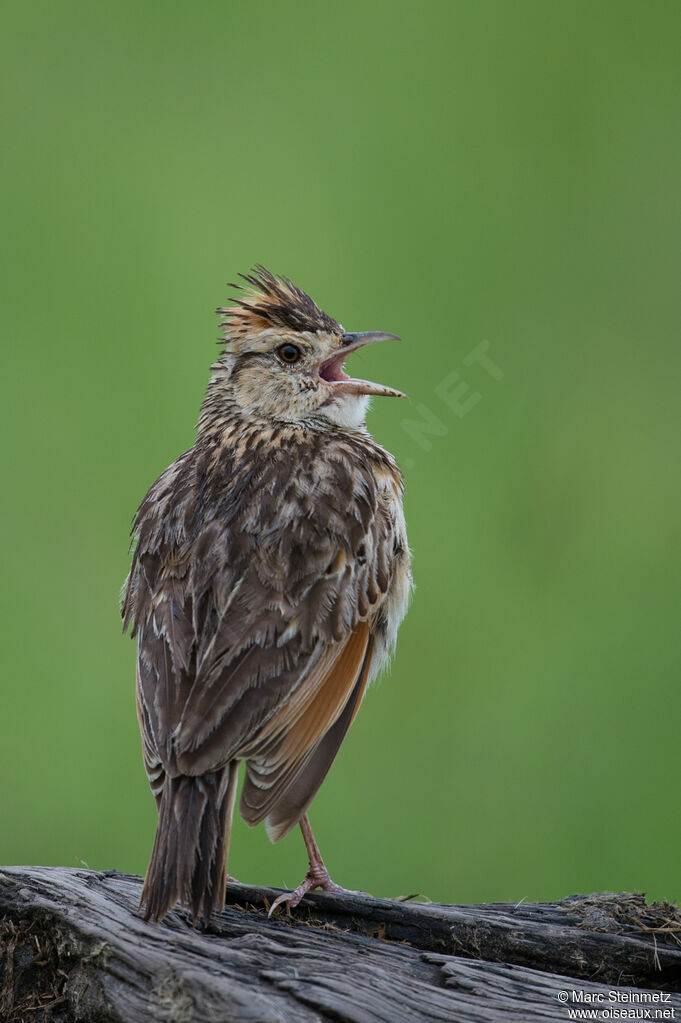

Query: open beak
[319,331,406,399]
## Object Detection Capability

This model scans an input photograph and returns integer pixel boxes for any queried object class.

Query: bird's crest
[217,265,342,345]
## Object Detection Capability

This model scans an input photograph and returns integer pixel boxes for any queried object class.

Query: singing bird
[122,266,412,923]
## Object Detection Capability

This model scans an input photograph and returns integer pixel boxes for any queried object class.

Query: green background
[2,1,680,906]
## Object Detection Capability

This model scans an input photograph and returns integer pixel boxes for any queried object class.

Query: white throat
[321,393,371,430]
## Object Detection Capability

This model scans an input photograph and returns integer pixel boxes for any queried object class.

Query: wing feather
[264,634,375,841]
[123,432,403,833]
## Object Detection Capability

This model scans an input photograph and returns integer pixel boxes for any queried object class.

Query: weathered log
[2,866,681,1022]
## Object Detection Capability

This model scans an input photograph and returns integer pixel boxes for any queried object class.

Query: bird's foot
[268,865,358,917]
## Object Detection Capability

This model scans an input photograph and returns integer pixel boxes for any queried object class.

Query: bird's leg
[268,814,360,916]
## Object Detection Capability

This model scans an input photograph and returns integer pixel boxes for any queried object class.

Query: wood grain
[2,867,681,1022]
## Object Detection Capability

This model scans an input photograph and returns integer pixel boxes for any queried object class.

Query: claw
[268,866,349,917]
[267,813,368,918]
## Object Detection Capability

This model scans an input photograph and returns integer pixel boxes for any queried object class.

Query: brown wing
[135,665,165,804]
[238,621,374,838]
[123,434,398,834]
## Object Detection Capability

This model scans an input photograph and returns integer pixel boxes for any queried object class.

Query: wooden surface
[2,866,681,1021]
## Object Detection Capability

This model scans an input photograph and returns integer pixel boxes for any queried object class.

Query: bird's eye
[277,343,301,364]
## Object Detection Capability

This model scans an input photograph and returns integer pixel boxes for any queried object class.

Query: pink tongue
[320,355,349,382]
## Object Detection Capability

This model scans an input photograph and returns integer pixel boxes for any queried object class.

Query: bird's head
[202,266,405,431]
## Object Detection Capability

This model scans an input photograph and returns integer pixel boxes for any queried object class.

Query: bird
[122,265,412,924]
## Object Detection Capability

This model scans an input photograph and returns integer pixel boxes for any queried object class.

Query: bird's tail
[140,763,238,924]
